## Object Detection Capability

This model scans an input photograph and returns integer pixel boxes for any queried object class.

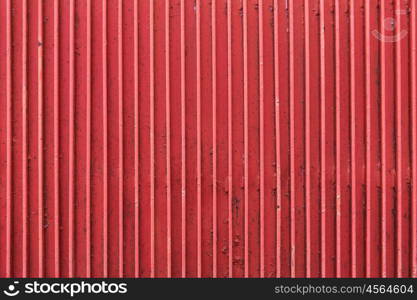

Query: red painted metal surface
[0,0,416,278]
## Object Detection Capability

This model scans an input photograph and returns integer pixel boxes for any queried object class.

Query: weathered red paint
[0,0,416,278]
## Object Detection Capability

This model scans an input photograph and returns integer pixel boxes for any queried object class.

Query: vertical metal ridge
[180,0,187,278]
[85,0,92,278]
[380,0,388,278]
[364,0,371,278]
[395,0,403,278]
[288,0,296,278]
[258,0,265,279]
[22,0,28,278]
[196,0,202,278]
[134,0,140,278]
[68,0,75,278]
[211,0,218,279]
[165,0,172,278]
[364,0,381,278]
[349,0,357,278]
[149,0,155,278]
[335,0,341,278]
[5,0,12,278]
[243,0,249,278]
[319,0,326,277]
[304,0,311,278]
[37,0,44,277]
[339,0,352,278]
[227,0,233,279]
[102,0,109,277]
[412,0,417,279]
[273,0,281,278]
[118,0,124,278]
[53,0,60,278]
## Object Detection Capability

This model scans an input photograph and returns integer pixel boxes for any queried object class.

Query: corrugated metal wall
[0,0,416,278]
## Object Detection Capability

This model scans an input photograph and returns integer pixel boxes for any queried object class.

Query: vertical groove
[273,0,281,278]
[227,0,233,279]
[68,0,75,278]
[412,0,417,279]
[118,0,124,278]
[304,0,311,278]
[211,0,218,279]
[53,0,60,278]
[86,0,92,278]
[22,0,28,278]
[349,0,357,278]
[149,0,155,278]
[243,0,249,278]
[5,0,12,278]
[165,0,172,278]
[134,0,140,278]
[395,0,403,278]
[258,0,265,279]
[289,0,296,278]
[319,0,326,277]
[180,0,186,278]
[102,0,109,277]
[196,0,202,278]
[38,0,44,277]
[335,0,341,278]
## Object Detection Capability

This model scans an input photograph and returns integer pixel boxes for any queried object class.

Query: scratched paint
[0,0,416,278]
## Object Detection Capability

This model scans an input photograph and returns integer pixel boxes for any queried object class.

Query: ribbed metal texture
[0,0,416,278]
